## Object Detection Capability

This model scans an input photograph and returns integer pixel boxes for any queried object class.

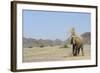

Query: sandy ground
[23,45,91,62]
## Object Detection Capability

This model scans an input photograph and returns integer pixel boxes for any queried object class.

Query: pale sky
[23,10,91,40]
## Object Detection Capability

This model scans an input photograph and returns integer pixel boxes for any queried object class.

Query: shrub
[40,45,44,48]
[63,44,69,48]
[28,46,33,48]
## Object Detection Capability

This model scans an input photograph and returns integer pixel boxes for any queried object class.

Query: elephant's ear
[71,37,73,44]
[73,38,76,44]
[71,37,75,44]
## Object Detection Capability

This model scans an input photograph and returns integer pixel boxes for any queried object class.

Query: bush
[63,44,69,48]
[40,45,44,48]
[28,46,33,48]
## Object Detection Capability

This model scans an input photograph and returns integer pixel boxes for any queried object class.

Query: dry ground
[23,45,91,62]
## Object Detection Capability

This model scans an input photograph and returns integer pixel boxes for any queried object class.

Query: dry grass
[23,45,91,62]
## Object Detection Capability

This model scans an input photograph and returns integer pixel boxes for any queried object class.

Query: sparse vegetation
[60,44,71,48]
[28,46,33,48]
[40,45,44,48]
[63,44,70,48]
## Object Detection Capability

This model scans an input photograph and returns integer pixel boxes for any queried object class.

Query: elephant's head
[71,36,76,45]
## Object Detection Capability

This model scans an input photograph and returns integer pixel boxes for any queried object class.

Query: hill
[23,32,91,48]
[23,38,64,48]
[81,32,91,44]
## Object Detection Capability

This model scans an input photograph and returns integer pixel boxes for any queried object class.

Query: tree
[70,27,77,37]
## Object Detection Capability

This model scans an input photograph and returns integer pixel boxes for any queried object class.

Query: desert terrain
[23,45,91,62]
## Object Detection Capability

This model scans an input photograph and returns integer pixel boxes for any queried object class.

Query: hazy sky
[23,10,91,40]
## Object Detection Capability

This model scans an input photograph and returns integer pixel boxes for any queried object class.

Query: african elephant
[71,36,84,56]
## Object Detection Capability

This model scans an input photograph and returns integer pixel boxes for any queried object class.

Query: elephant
[71,36,84,56]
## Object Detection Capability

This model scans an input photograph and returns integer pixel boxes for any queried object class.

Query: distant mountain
[23,38,64,48]
[23,32,91,48]
[23,38,39,48]
[81,32,91,44]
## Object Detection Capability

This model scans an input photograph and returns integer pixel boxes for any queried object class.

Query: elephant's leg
[81,47,84,56]
[78,48,80,55]
[73,45,76,56]
[74,47,78,56]
[72,45,75,56]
